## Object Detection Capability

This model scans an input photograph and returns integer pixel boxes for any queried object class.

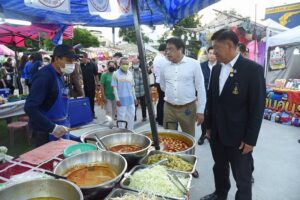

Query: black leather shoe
[198,136,205,145]
[200,192,218,200]
[192,170,199,178]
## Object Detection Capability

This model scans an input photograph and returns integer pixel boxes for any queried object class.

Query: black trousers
[209,138,252,200]
[156,83,164,125]
[135,95,147,119]
[84,88,96,114]
[200,119,207,138]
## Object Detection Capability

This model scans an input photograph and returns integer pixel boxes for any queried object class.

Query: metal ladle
[94,134,108,151]
[69,115,115,131]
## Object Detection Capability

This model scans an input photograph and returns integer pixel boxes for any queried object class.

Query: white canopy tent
[267,26,300,47]
[266,26,300,84]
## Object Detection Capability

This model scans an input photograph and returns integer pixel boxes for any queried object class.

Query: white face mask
[61,63,75,74]
[132,64,139,69]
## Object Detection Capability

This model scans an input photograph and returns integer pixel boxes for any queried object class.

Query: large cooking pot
[139,129,195,155]
[80,128,133,144]
[0,178,83,200]
[98,133,152,166]
[54,150,127,200]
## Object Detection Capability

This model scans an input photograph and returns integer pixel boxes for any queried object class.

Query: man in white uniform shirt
[160,37,206,137]
[153,43,168,126]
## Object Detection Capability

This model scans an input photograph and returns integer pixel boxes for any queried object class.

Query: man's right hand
[117,100,122,107]
[51,125,69,138]
[206,129,212,140]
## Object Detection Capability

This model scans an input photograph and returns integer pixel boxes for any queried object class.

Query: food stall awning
[0,24,73,47]
[0,44,15,56]
[0,0,219,27]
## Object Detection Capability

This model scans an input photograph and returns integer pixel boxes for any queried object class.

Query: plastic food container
[63,143,97,158]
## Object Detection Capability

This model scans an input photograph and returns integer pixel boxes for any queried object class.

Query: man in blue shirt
[24,44,78,146]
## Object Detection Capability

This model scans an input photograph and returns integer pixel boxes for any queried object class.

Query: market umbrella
[0,44,15,56]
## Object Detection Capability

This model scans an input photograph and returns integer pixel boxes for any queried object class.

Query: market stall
[263,26,300,127]
[0,0,219,199]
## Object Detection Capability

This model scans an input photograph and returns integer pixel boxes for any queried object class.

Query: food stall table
[264,87,300,126]
[0,140,77,184]
[0,100,25,119]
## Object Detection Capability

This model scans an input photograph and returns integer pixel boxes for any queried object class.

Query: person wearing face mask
[100,61,117,119]
[132,57,147,122]
[24,44,79,147]
[111,57,137,130]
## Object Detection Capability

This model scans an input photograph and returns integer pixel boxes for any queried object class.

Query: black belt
[166,100,195,108]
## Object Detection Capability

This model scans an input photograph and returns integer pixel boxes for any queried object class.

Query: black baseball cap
[52,44,79,59]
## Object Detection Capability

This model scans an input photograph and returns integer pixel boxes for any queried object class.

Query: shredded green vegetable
[128,166,189,198]
[110,192,160,200]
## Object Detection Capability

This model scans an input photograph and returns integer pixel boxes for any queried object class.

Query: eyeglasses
[165,47,177,52]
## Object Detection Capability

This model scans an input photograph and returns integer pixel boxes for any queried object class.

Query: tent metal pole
[112,27,115,46]
[132,0,160,150]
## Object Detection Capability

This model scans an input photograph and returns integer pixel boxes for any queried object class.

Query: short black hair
[107,60,116,67]
[207,46,213,52]
[158,43,166,51]
[82,52,88,58]
[166,37,185,53]
[119,57,128,65]
[238,43,249,53]
[32,52,43,62]
[113,52,123,58]
[211,29,239,46]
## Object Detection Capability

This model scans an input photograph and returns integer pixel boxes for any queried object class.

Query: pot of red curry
[139,130,196,155]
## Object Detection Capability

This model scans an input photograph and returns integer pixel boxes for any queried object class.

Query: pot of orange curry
[53,150,127,200]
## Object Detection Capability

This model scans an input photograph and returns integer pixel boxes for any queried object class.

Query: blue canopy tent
[0,0,219,150]
[0,0,218,27]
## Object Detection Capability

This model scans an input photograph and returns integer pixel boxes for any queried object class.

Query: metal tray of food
[120,165,192,200]
[139,150,197,174]
[105,188,166,200]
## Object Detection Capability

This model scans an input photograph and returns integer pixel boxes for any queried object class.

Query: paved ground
[96,105,300,200]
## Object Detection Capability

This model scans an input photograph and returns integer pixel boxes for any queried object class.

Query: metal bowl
[0,178,83,200]
[53,150,127,200]
[139,130,195,155]
[80,128,134,144]
[98,133,152,166]
[105,188,165,200]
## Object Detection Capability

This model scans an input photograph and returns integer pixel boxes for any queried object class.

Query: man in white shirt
[153,43,168,125]
[160,37,206,137]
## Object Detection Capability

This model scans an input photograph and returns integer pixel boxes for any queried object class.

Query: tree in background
[43,27,100,50]
[158,14,202,55]
[172,14,202,55]
[119,27,152,43]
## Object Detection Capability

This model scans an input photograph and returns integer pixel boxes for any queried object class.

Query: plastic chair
[18,115,30,122]
[7,121,31,147]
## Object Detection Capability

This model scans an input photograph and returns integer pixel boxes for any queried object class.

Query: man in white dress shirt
[153,43,168,126]
[160,37,206,137]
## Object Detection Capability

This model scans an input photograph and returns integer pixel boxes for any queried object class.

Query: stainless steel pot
[139,129,196,155]
[53,150,127,200]
[0,178,83,200]
[80,128,133,144]
[98,133,152,166]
